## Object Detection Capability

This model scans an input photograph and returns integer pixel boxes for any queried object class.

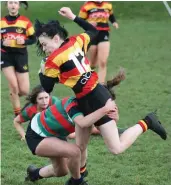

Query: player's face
[39,35,59,55]
[36,92,50,110]
[7,1,20,15]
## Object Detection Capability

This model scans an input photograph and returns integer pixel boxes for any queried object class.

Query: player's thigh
[98,120,121,153]
[16,72,30,95]
[14,53,29,94]
[35,137,80,158]
[97,41,110,64]
[75,124,92,151]
[2,66,19,93]
[88,45,98,66]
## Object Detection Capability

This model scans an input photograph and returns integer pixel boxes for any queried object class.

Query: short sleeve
[26,19,35,36]
[19,109,30,122]
[63,97,83,120]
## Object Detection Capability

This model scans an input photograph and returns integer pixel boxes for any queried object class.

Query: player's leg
[96,31,110,84]
[75,124,92,178]
[25,121,86,184]
[97,41,110,84]
[26,157,69,182]
[88,45,98,69]
[16,72,30,96]
[1,52,21,116]
[15,52,30,96]
[98,113,167,154]
[2,67,21,116]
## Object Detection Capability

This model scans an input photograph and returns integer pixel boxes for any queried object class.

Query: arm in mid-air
[58,7,98,41]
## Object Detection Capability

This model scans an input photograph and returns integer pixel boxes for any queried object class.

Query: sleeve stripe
[66,102,78,113]
[19,114,25,122]
[72,112,83,120]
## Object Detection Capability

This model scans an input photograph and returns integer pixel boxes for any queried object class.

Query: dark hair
[34,19,68,56]
[104,69,126,100]
[21,85,46,112]
[20,1,28,10]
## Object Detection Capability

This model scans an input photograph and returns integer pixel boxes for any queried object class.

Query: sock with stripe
[138,119,148,132]
[80,164,86,174]
[14,107,21,117]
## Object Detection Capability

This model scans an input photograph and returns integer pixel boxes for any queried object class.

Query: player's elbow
[13,118,21,127]
[76,121,86,128]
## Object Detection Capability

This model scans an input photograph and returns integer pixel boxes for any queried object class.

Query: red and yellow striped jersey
[79,1,114,31]
[44,32,98,98]
[0,15,34,49]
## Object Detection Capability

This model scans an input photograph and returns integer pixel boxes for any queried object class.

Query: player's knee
[19,85,29,96]
[99,59,107,69]
[10,85,19,95]
[19,88,29,96]
[78,143,87,153]
[109,146,123,155]
[70,146,81,159]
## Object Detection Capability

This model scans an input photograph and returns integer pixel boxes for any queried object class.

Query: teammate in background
[14,85,58,141]
[1,1,36,116]
[35,7,167,185]
[79,1,119,84]
[24,90,116,185]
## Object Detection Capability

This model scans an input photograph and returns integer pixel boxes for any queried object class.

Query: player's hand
[3,39,11,46]
[21,136,26,141]
[113,22,119,29]
[58,7,76,20]
[107,106,119,122]
[104,99,116,113]
[16,37,25,45]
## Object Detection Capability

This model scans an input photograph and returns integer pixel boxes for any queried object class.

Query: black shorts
[90,31,109,46]
[25,123,45,155]
[1,51,29,73]
[77,84,113,126]
[25,123,68,155]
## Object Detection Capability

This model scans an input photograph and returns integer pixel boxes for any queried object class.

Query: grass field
[1,1,171,185]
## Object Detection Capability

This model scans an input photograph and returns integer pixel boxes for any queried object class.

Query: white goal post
[163,1,171,16]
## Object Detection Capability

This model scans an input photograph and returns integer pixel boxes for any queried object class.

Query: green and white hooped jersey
[31,96,83,139]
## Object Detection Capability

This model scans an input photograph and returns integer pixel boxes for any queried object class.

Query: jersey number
[69,49,90,74]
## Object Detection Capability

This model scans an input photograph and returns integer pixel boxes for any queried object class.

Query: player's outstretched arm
[58,7,98,40]
[14,116,26,141]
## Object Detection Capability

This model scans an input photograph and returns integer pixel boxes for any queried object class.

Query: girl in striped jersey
[14,85,58,141]
[36,8,167,185]
[23,88,116,185]
[1,1,36,116]
[79,1,119,84]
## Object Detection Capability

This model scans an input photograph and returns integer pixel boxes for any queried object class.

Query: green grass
[1,2,171,185]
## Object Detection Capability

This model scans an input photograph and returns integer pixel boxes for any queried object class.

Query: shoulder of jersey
[1,17,6,21]
[18,15,31,22]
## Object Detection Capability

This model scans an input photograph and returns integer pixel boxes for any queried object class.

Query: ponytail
[20,1,28,10]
